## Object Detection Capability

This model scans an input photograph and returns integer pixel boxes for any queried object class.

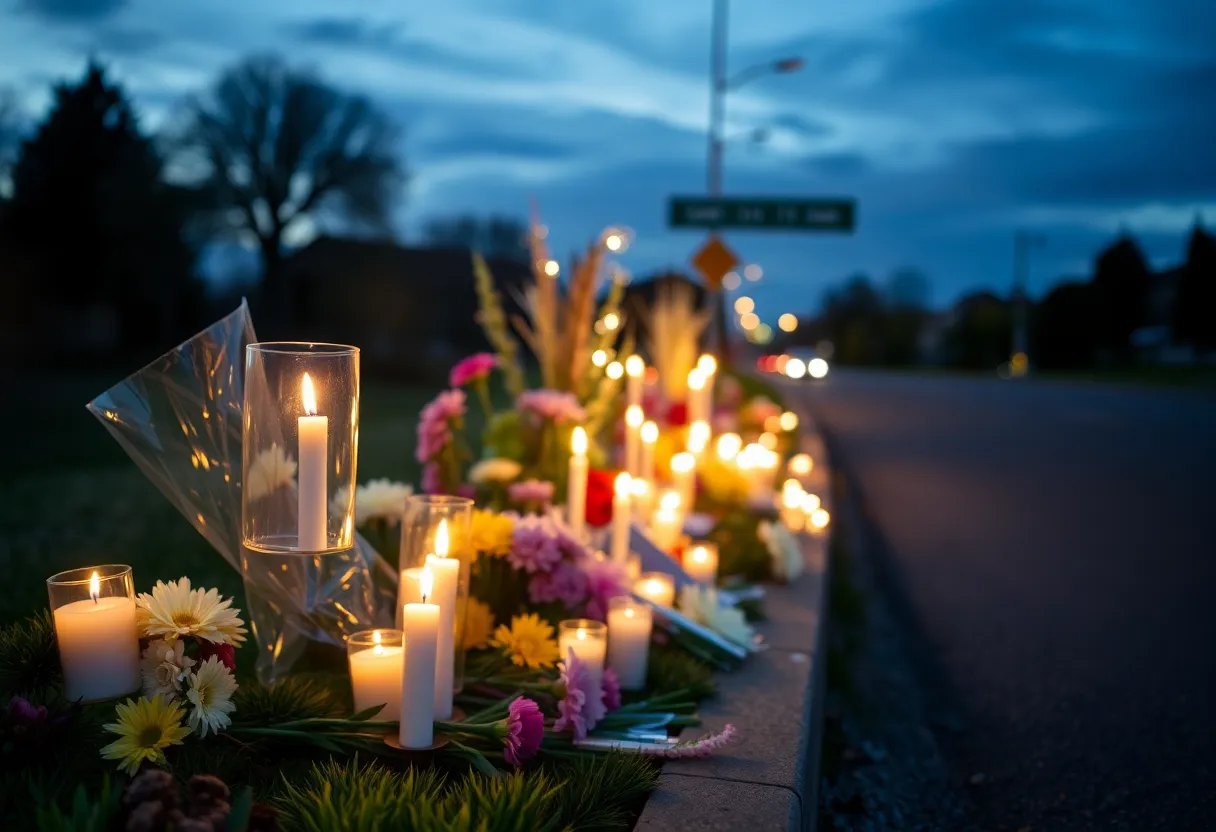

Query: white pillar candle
[400,569,440,749]
[640,421,658,485]
[559,619,607,695]
[670,452,696,512]
[686,370,706,425]
[607,597,652,690]
[782,479,807,531]
[398,523,460,720]
[611,472,632,564]
[52,572,140,703]
[568,426,589,538]
[650,502,682,553]
[348,630,404,722]
[624,405,643,477]
[625,355,645,409]
[685,542,719,586]
[635,572,675,608]
[298,372,328,551]
[687,420,710,458]
[630,477,653,530]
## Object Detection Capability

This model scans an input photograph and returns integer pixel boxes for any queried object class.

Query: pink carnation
[416,389,466,463]
[503,697,544,767]
[508,480,554,507]
[450,353,497,388]
[528,560,588,609]
[581,556,629,621]
[554,650,600,739]
[516,390,586,424]
[509,515,563,574]
[601,668,621,713]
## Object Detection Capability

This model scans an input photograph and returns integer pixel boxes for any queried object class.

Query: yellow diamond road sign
[691,235,740,290]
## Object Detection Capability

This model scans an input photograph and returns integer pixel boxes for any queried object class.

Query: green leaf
[224,786,254,832]
[348,703,386,722]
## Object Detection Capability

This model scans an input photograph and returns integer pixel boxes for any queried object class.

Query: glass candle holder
[684,541,719,586]
[398,495,472,720]
[635,572,675,608]
[558,619,607,689]
[347,629,404,722]
[47,565,140,703]
[607,596,652,690]
[242,342,360,552]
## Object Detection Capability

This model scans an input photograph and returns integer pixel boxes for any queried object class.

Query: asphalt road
[790,370,1216,831]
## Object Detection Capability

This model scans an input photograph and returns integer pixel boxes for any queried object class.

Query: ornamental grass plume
[136,578,247,646]
[491,613,561,669]
[503,697,545,767]
[101,695,192,774]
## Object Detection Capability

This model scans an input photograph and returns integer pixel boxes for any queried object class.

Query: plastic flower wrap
[87,303,397,684]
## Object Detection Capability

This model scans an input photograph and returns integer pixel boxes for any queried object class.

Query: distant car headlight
[785,358,807,379]
[808,358,829,379]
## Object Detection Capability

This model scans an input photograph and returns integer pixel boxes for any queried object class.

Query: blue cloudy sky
[2,0,1213,314]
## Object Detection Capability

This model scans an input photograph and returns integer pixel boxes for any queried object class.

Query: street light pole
[1011,231,1044,375]
[707,0,730,364]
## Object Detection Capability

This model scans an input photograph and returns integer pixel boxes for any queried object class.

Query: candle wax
[54,596,140,702]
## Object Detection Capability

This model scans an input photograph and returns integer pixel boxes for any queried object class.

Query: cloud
[17,0,124,21]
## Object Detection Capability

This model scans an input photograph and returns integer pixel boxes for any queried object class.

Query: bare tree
[172,55,404,308]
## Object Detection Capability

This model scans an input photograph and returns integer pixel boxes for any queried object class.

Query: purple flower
[508,480,554,507]
[450,353,498,388]
[8,696,47,728]
[528,560,588,609]
[503,697,544,767]
[516,390,586,424]
[416,389,467,463]
[602,668,622,713]
[421,462,444,495]
[581,556,630,621]
[509,515,563,574]
[554,650,600,739]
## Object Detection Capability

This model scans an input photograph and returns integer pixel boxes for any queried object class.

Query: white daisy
[678,585,756,650]
[468,457,523,485]
[185,656,238,737]
[140,638,196,700]
[332,478,414,525]
[136,577,248,645]
[758,520,805,582]
[245,444,297,501]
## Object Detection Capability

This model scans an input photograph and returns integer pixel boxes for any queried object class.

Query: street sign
[691,235,739,290]
[669,196,856,232]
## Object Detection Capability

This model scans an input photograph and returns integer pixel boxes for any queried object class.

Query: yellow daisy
[469,509,514,560]
[462,598,496,651]
[136,577,248,645]
[491,613,560,669]
[100,695,192,775]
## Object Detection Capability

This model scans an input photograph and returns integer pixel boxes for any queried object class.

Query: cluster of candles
[716,432,782,503]
[779,475,831,534]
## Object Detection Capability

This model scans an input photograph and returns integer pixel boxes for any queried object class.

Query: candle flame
[572,426,587,455]
[789,453,814,476]
[420,565,434,603]
[691,547,709,563]
[301,373,318,416]
[577,628,587,641]
[614,472,632,498]
[697,354,718,375]
[624,607,635,619]
[372,629,384,655]
[373,629,382,644]
[646,578,664,595]
[435,519,449,557]
[801,493,822,513]
[625,355,645,378]
[641,421,658,444]
[671,452,695,473]
[89,570,100,603]
[625,405,643,428]
[688,421,710,454]
[716,433,742,462]
[688,369,705,391]
[811,508,831,530]
[660,490,680,511]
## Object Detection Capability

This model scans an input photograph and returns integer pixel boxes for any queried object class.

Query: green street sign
[668,196,856,232]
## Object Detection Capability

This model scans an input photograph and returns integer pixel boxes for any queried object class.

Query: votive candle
[559,619,607,690]
[348,629,404,722]
[635,572,675,608]
[607,596,652,690]
[47,566,140,703]
[684,542,719,586]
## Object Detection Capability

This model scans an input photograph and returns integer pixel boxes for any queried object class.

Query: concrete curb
[635,417,832,831]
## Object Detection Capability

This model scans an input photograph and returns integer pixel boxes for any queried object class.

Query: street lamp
[1011,231,1045,375]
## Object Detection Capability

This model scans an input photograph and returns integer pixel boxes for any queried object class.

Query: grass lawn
[0,372,438,623]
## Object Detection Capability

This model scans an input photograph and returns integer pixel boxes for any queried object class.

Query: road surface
[792,370,1216,831]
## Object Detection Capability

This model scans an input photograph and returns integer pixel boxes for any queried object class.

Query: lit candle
[697,355,717,419]
[789,453,814,478]
[687,420,710,458]
[625,405,643,477]
[630,477,653,529]
[611,472,632,564]
[607,596,652,690]
[635,572,675,608]
[568,427,589,538]
[671,451,696,511]
[640,421,658,485]
[809,508,831,536]
[685,542,719,586]
[687,370,706,425]
[625,355,645,409]
[298,373,328,551]
[801,492,822,514]
[50,569,140,702]
[558,619,607,692]
[716,432,742,463]
[650,489,683,552]
[426,521,459,719]
[782,478,807,531]
[400,567,440,749]
[348,629,404,722]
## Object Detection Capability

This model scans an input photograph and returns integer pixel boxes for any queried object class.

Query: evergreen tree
[1172,223,1216,352]
[1089,234,1151,360]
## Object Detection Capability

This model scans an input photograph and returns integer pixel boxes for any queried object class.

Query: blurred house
[281,237,532,379]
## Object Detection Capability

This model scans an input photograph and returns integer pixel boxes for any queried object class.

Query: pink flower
[502,697,544,767]
[196,641,236,672]
[601,668,621,713]
[581,556,629,621]
[528,560,588,609]
[516,390,586,424]
[554,650,600,739]
[416,389,466,463]
[644,724,738,758]
[421,462,444,495]
[450,353,497,388]
[509,515,563,574]
[508,480,554,507]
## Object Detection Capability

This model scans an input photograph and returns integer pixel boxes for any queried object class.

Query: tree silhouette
[1172,223,1216,353]
[424,214,529,262]
[1033,282,1096,369]
[3,61,195,351]
[1089,234,1150,360]
[171,55,404,319]
[943,292,1012,370]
